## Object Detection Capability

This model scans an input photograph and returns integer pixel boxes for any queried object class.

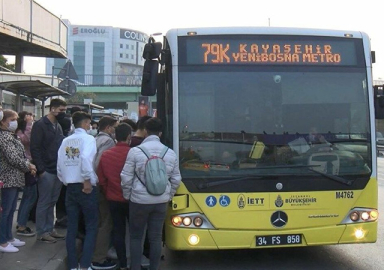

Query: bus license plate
[256,234,302,246]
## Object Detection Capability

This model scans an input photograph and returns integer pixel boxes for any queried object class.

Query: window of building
[120,53,123,58]
[131,54,134,59]
[93,42,105,85]
[73,41,86,83]
[126,44,129,49]
[120,44,123,48]
[131,45,134,50]
[53,58,66,76]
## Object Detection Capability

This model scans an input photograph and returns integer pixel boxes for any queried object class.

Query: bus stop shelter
[0,80,70,114]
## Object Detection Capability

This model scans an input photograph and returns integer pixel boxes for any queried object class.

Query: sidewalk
[0,192,69,270]
[0,197,150,270]
[0,223,68,270]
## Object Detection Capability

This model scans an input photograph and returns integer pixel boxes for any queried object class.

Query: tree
[66,91,97,103]
[0,55,15,71]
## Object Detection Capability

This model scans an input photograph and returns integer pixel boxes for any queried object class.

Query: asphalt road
[158,159,384,270]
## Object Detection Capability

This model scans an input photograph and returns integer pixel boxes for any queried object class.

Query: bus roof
[166,27,366,39]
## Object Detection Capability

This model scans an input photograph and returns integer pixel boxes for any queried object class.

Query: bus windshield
[178,68,372,181]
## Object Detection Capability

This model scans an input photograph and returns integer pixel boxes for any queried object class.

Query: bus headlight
[341,208,379,224]
[370,210,378,220]
[350,211,359,221]
[182,217,192,226]
[193,217,203,227]
[172,216,183,226]
[170,213,214,229]
[361,212,370,221]
[188,234,200,245]
[354,229,365,239]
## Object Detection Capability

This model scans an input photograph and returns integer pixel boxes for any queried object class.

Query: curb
[42,239,82,270]
[42,242,68,270]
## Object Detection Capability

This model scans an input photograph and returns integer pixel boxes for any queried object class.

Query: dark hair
[144,118,162,136]
[121,119,137,131]
[70,106,82,115]
[49,99,67,111]
[98,116,118,131]
[72,111,91,128]
[91,120,98,127]
[115,123,132,142]
[16,111,32,133]
[136,115,152,130]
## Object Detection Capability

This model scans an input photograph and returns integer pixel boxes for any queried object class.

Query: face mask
[8,120,18,132]
[55,112,66,121]
[88,129,98,136]
[0,110,3,121]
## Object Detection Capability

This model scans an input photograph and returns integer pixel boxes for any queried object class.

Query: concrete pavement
[0,222,68,270]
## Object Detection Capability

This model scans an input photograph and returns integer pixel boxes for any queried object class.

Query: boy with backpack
[120,118,181,270]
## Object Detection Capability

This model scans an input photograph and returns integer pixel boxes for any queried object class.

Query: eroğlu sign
[72,27,108,36]
[120,28,148,43]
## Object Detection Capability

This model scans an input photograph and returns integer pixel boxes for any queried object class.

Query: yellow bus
[141,27,379,249]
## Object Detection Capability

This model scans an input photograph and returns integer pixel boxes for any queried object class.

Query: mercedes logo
[271,211,288,228]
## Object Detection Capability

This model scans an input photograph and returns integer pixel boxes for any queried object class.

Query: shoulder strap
[137,146,151,159]
[137,146,168,159]
[160,147,169,158]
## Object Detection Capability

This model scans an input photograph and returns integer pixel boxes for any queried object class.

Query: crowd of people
[0,99,182,270]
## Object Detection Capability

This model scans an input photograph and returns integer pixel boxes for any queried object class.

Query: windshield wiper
[197,165,318,189]
[307,168,353,186]
[196,165,353,189]
[197,176,263,189]
[328,139,368,143]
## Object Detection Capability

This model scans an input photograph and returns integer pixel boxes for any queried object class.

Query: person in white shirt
[57,111,98,270]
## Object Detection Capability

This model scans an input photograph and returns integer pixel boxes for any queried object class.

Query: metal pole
[51,66,55,85]
[41,99,45,117]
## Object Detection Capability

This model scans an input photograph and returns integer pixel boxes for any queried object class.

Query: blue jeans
[17,184,38,227]
[109,200,130,268]
[129,201,167,270]
[36,172,62,237]
[0,187,18,245]
[66,184,99,269]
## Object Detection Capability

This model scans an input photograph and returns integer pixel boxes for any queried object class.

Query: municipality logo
[275,195,284,208]
[237,194,245,209]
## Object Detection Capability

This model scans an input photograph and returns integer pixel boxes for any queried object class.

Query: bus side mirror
[141,60,159,96]
[141,37,162,96]
[143,41,162,60]
[371,51,376,64]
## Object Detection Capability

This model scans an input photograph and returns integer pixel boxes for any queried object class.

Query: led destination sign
[181,36,361,66]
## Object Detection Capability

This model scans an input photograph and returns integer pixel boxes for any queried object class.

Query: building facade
[46,21,149,86]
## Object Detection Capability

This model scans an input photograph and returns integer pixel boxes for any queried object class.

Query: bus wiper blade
[249,165,319,170]
[197,176,263,189]
[307,168,353,186]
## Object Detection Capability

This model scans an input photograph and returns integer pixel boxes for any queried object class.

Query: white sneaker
[9,238,26,247]
[107,246,118,259]
[142,254,150,266]
[0,243,19,253]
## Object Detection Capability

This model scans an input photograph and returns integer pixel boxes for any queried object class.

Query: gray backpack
[136,146,169,196]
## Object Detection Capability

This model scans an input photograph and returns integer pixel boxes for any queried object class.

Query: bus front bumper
[165,222,377,250]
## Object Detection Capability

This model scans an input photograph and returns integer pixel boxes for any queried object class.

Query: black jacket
[30,116,64,174]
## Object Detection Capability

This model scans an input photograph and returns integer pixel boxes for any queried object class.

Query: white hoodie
[57,128,98,186]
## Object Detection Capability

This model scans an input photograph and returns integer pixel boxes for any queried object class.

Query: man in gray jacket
[91,116,118,270]
[121,118,181,270]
